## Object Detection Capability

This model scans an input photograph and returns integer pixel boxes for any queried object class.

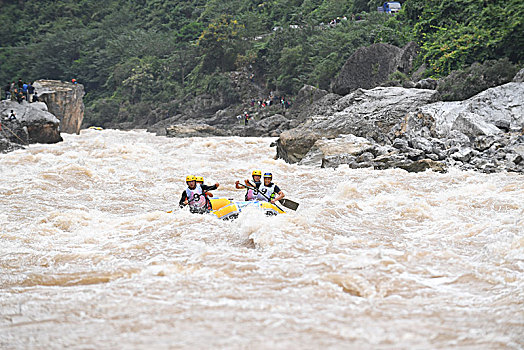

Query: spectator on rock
[22,82,28,101]
[33,92,39,102]
[17,78,23,90]
[4,83,11,100]
[244,111,250,126]
[27,82,35,102]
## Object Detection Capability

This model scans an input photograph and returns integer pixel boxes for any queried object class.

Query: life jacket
[185,184,209,210]
[256,183,276,202]
[245,181,261,201]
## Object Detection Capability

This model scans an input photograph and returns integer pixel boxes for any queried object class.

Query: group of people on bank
[4,79,39,103]
[179,170,285,214]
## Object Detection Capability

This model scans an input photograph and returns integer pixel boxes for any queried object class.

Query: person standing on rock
[22,82,28,101]
[4,83,11,100]
[27,82,35,102]
[244,111,250,126]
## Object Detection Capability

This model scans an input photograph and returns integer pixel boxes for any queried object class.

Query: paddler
[196,176,214,197]
[257,173,285,204]
[179,175,219,213]
[235,170,262,201]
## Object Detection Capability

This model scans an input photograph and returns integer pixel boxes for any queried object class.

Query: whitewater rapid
[1,129,523,349]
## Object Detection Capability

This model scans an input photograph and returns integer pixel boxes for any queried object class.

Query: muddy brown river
[1,129,523,349]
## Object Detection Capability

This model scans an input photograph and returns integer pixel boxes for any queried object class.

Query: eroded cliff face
[34,80,85,134]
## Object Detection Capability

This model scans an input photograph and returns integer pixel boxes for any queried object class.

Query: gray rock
[494,119,510,132]
[277,86,440,163]
[451,148,474,162]
[452,112,501,137]
[513,68,524,83]
[410,136,434,153]
[0,100,62,148]
[299,134,376,167]
[474,135,497,151]
[405,147,425,160]
[331,42,418,95]
[414,78,438,90]
[421,82,524,136]
[445,130,471,148]
[392,138,409,150]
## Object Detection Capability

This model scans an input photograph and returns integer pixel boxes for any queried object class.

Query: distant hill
[1,0,521,128]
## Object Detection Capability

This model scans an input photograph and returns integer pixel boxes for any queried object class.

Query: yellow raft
[209,198,285,220]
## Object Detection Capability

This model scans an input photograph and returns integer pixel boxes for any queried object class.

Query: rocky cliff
[330,42,419,95]
[34,80,85,134]
[0,100,62,152]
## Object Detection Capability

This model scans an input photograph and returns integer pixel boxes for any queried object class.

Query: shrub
[437,58,519,101]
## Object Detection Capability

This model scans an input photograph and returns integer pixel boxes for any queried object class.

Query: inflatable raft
[209,198,285,220]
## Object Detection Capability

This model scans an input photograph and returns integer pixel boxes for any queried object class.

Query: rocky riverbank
[0,80,83,153]
[277,75,524,174]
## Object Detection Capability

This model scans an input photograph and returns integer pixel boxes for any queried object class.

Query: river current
[1,129,523,349]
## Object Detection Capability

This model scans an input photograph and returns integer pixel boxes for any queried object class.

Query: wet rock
[405,147,425,160]
[33,80,84,134]
[165,123,230,137]
[400,159,446,173]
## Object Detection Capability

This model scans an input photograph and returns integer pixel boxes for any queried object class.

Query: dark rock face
[33,80,85,134]
[331,42,418,95]
[0,100,62,152]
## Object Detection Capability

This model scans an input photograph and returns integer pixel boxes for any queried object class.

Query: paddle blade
[279,198,299,211]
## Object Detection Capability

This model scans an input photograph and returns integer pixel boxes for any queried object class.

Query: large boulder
[418,82,524,137]
[0,100,62,152]
[331,42,418,95]
[33,80,85,134]
[277,86,440,163]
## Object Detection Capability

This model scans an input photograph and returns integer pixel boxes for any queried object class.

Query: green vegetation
[1,0,522,127]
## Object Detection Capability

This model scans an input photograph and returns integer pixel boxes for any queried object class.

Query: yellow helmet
[195,176,204,182]
[186,175,196,182]
[252,170,262,176]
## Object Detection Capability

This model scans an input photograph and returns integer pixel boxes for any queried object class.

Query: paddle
[242,181,299,211]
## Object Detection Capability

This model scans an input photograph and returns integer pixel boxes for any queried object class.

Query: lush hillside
[1,0,522,127]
